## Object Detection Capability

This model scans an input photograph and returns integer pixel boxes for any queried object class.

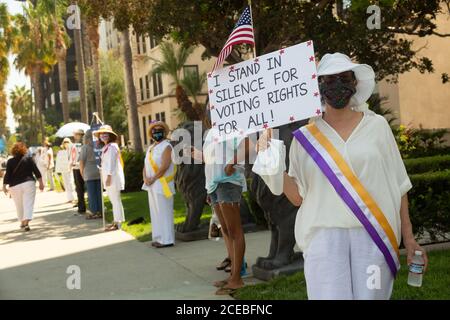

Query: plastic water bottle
[407,250,425,287]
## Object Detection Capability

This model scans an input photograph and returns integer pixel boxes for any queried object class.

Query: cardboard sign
[208,40,321,140]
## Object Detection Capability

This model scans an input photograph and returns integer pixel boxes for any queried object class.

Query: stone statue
[249,120,308,270]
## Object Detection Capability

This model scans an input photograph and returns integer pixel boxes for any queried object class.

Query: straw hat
[60,138,71,148]
[148,120,169,137]
[94,125,118,138]
[317,53,375,110]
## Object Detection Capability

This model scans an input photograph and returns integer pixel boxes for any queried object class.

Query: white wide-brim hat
[317,53,375,110]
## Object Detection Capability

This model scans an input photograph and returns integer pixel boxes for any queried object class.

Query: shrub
[408,170,450,241]
[121,150,145,192]
[404,155,450,175]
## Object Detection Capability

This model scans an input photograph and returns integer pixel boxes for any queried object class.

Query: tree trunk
[73,25,88,123]
[31,70,45,139]
[175,85,199,121]
[120,29,143,152]
[57,52,70,123]
[87,18,103,120]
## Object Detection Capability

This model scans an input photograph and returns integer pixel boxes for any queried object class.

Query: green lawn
[234,249,450,300]
[104,191,212,242]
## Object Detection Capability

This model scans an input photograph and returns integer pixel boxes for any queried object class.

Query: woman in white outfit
[142,121,175,248]
[3,142,44,231]
[256,53,427,300]
[55,138,75,203]
[35,147,48,187]
[95,125,125,232]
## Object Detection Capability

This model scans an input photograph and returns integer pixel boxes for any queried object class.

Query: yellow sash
[149,146,176,198]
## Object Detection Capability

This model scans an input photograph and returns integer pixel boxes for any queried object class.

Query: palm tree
[12,1,58,139]
[86,17,103,120]
[9,85,34,143]
[0,4,14,135]
[121,28,143,152]
[181,71,207,121]
[149,41,200,121]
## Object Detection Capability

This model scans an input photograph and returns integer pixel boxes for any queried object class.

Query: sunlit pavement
[0,187,269,299]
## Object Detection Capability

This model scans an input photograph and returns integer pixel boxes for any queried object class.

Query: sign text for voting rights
[208,40,321,139]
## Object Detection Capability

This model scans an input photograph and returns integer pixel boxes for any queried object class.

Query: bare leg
[213,204,233,284]
[220,202,245,289]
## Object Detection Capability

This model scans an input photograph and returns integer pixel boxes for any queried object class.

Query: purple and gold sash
[293,123,400,277]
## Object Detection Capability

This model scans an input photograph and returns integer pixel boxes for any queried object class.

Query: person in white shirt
[43,140,55,191]
[95,125,125,231]
[142,121,175,248]
[256,53,428,300]
[55,138,74,203]
[35,146,48,187]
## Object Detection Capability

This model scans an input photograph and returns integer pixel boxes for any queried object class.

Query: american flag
[211,6,255,73]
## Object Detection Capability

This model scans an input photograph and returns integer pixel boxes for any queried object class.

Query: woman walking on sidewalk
[142,121,176,248]
[95,125,125,231]
[2,142,44,231]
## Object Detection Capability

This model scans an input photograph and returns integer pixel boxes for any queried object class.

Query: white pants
[38,166,47,186]
[303,228,394,300]
[47,169,55,190]
[61,172,74,201]
[105,186,124,223]
[147,190,174,245]
[9,181,37,222]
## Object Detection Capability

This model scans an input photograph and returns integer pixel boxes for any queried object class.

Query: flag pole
[248,0,257,58]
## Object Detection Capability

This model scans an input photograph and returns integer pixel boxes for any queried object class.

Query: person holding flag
[142,121,176,248]
[255,53,427,299]
[95,125,125,232]
[203,4,255,295]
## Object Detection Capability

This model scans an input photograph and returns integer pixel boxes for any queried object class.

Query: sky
[2,0,29,133]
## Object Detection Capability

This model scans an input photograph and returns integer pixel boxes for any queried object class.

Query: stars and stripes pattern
[211,6,255,73]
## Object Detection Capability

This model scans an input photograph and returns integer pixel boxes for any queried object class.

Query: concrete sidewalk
[0,189,269,299]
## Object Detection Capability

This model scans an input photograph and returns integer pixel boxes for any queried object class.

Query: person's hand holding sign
[256,128,273,153]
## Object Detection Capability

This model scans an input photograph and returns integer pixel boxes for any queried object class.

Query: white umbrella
[55,122,90,138]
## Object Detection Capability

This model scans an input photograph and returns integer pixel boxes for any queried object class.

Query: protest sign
[207,40,321,141]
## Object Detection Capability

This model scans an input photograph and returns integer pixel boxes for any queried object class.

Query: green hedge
[121,150,145,192]
[408,170,450,241]
[404,155,450,175]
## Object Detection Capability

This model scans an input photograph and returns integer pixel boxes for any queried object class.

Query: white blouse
[101,143,125,190]
[288,110,412,252]
[142,140,175,195]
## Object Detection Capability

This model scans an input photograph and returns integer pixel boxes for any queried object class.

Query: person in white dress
[256,53,428,300]
[142,121,175,248]
[43,140,55,191]
[35,147,48,188]
[55,138,74,203]
[95,125,125,232]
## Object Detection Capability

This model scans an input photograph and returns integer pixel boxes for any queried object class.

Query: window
[154,112,166,123]
[183,65,199,79]
[152,72,163,96]
[136,34,141,54]
[139,78,144,101]
[142,36,147,54]
[142,116,147,145]
[148,115,152,123]
[149,35,160,49]
[145,75,150,99]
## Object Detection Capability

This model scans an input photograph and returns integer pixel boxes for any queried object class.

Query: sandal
[24,226,31,232]
[105,224,119,232]
[86,213,102,220]
[224,265,232,273]
[215,286,238,296]
[216,257,231,270]
[213,280,228,288]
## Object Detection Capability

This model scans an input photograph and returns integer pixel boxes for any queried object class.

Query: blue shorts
[209,182,243,206]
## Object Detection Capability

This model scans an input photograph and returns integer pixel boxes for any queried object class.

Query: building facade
[99,20,214,150]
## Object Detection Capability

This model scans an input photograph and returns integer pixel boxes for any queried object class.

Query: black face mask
[152,130,165,142]
[319,77,357,109]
